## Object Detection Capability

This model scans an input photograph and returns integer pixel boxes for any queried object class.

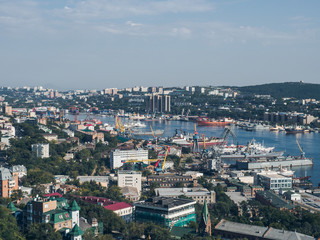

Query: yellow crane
[121,159,159,164]
[296,138,305,157]
[150,125,157,145]
[162,146,170,171]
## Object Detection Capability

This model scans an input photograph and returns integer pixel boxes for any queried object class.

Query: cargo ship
[197,117,233,126]
[285,126,308,134]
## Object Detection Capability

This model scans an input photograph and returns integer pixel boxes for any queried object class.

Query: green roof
[201,200,209,224]
[70,200,80,211]
[43,209,72,224]
[7,202,17,212]
[69,224,83,236]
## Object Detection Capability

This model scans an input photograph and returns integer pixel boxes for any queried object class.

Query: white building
[255,171,292,191]
[31,143,50,158]
[110,149,148,169]
[118,170,141,194]
[10,165,27,178]
[155,187,216,204]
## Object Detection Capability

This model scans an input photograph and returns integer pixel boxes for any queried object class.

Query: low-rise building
[214,219,315,240]
[77,176,109,188]
[134,197,196,228]
[77,196,133,223]
[155,187,215,204]
[147,174,197,188]
[255,171,292,191]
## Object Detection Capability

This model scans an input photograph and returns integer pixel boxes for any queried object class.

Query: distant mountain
[235,82,320,99]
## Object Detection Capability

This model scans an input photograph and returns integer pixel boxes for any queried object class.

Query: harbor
[68,113,320,185]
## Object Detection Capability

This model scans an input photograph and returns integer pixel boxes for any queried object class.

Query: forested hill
[235,82,320,99]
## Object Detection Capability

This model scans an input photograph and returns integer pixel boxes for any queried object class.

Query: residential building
[155,187,215,204]
[134,197,196,228]
[146,94,171,113]
[10,165,27,179]
[0,167,19,198]
[32,143,50,158]
[117,170,141,194]
[214,219,315,240]
[110,148,148,169]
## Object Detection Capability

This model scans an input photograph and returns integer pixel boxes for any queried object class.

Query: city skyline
[1,0,320,90]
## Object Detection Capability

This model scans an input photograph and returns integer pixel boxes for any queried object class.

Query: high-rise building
[146,95,171,113]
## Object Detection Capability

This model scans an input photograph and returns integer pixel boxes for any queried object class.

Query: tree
[0,205,25,240]
[144,223,171,240]
[26,223,62,240]
[11,189,23,201]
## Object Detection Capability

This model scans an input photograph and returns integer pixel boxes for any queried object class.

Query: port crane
[296,138,305,158]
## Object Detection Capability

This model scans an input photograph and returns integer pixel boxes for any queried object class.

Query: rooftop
[215,219,315,240]
[135,197,196,210]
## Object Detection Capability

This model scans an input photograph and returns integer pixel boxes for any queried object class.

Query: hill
[235,82,320,99]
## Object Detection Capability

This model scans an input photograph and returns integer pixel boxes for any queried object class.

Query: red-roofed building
[77,196,133,223]
[43,192,63,198]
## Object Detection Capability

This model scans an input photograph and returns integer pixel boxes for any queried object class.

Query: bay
[69,114,320,186]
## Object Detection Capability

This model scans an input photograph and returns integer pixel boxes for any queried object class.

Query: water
[69,114,320,185]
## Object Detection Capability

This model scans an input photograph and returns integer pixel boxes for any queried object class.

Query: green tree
[0,205,25,240]
[26,223,62,240]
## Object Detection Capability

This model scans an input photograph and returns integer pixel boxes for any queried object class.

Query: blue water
[71,114,320,185]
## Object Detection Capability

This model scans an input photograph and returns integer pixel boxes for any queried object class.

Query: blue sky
[0,0,319,90]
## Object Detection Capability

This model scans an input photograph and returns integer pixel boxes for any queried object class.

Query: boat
[285,125,307,134]
[245,123,270,131]
[169,132,225,147]
[133,129,164,136]
[269,125,285,132]
[197,117,233,126]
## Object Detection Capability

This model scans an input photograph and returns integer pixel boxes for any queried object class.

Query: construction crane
[121,159,159,164]
[162,146,170,171]
[150,125,157,145]
[296,138,305,157]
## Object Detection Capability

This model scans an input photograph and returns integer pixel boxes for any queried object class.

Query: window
[59,215,63,219]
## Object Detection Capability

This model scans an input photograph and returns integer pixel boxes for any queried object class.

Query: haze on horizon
[0,0,319,90]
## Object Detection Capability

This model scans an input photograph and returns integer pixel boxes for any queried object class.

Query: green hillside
[235,82,320,99]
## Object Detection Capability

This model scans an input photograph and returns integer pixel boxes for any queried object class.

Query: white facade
[110,149,148,169]
[255,171,292,190]
[31,143,50,158]
[118,171,141,194]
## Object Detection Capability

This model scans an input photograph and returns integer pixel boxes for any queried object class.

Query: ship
[220,139,283,162]
[236,155,313,170]
[285,126,307,134]
[132,129,164,136]
[169,133,225,147]
[197,117,233,126]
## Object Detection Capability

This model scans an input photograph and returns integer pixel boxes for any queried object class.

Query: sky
[0,0,320,90]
